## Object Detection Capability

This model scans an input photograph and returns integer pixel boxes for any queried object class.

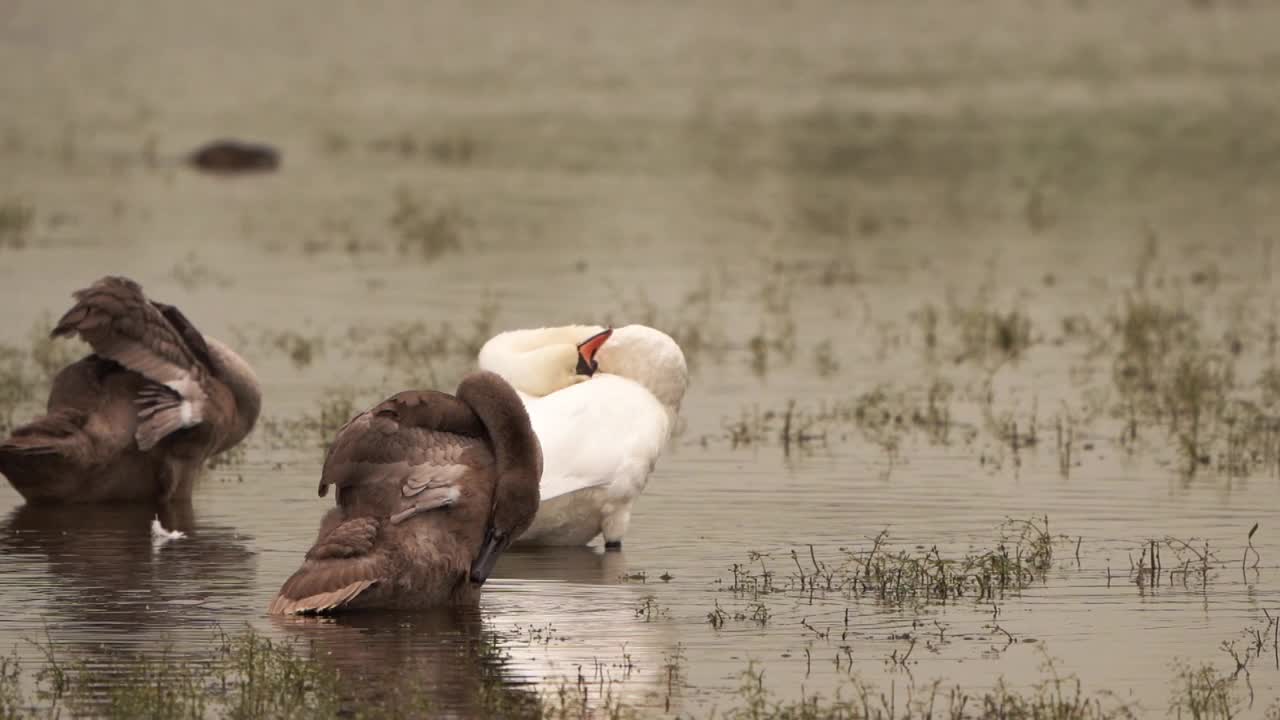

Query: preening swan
[0,276,261,504]
[268,371,542,615]
[477,324,688,549]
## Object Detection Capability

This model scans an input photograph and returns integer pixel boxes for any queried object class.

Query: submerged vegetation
[2,625,1277,719]
[722,517,1056,609]
[388,188,465,261]
[676,237,1280,485]
[0,199,34,249]
[0,318,84,435]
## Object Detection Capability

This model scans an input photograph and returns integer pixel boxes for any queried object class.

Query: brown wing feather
[150,301,214,369]
[317,391,488,500]
[274,389,503,614]
[50,277,211,451]
[268,518,388,615]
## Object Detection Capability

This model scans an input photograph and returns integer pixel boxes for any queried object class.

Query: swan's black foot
[604,540,623,551]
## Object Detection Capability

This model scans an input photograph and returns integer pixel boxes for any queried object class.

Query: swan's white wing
[526,374,670,503]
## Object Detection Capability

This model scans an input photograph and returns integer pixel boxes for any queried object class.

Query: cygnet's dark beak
[470,528,509,586]
[575,328,613,377]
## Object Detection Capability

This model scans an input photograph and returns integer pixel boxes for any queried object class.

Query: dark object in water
[188,139,280,174]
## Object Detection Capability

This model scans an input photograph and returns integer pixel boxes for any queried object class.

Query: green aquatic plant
[11,624,1280,719]
[711,653,1134,720]
[0,629,340,720]
[26,315,81,381]
[267,330,325,371]
[169,254,233,291]
[0,345,34,435]
[389,188,464,261]
[724,517,1057,609]
[946,285,1034,367]
[0,199,34,249]
[1169,662,1240,720]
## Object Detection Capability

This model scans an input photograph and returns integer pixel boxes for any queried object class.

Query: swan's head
[478,324,688,410]
[594,325,689,412]
[477,325,613,398]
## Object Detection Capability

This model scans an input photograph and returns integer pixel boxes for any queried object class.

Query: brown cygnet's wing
[268,517,388,615]
[50,276,225,450]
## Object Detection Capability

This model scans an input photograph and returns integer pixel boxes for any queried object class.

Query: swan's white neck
[477,325,606,398]
[479,324,689,414]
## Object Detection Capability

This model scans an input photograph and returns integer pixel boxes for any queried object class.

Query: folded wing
[268,517,387,615]
[527,375,670,502]
[317,391,489,509]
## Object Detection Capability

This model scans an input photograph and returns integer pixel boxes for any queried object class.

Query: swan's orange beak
[575,328,613,376]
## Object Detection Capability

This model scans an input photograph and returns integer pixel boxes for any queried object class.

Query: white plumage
[478,324,688,548]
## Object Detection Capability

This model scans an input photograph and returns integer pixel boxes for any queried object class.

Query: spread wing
[51,276,212,451]
[268,517,387,615]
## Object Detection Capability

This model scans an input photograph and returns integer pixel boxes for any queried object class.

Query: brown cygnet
[0,276,261,504]
[268,371,542,615]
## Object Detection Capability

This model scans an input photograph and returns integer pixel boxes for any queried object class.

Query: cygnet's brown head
[454,371,544,585]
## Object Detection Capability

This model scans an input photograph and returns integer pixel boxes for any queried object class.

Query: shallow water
[3,1,1280,716]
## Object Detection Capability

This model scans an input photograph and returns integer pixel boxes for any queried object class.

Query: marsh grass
[7,626,1280,720]
[247,306,500,453]
[1125,526,1276,591]
[719,402,827,455]
[906,281,1036,370]
[364,131,480,167]
[1102,290,1280,477]
[1169,662,1241,720]
[853,381,956,466]
[725,517,1056,609]
[714,651,1136,720]
[25,316,81,382]
[0,346,33,436]
[714,380,959,462]
[232,326,327,368]
[1,629,341,720]
[257,390,359,454]
[607,273,732,374]
[206,443,248,471]
[169,254,233,291]
[0,200,34,249]
[389,189,464,261]
[707,264,1280,481]
[362,303,498,389]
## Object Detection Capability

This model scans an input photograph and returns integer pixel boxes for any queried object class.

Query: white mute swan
[477,324,688,549]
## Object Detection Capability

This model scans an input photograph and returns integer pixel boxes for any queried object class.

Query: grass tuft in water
[725,517,1056,609]
[8,625,1279,719]
[2,628,340,720]
[389,188,464,261]
[0,200,34,249]
[709,652,1134,719]
[0,346,33,436]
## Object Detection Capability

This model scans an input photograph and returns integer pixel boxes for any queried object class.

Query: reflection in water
[270,548,677,715]
[0,501,257,646]
[271,609,540,718]
[483,549,678,710]
[496,545,631,586]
